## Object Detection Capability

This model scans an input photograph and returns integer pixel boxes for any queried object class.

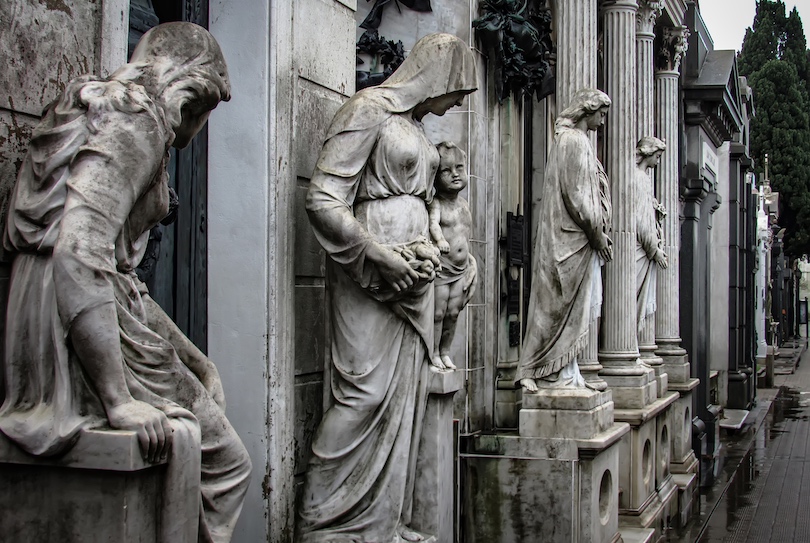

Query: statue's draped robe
[299,33,477,543]
[518,126,611,381]
[635,167,661,331]
[1,77,250,543]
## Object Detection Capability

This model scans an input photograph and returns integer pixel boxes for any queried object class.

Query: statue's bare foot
[430,355,447,371]
[440,354,457,370]
[400,527,424,542]
[520,378,538,393]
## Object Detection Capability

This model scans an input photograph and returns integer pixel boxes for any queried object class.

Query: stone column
[636,0,660,137]
[654,26,690,382]
[599,0,658,410]
[555,0,606,390]
[636,0,665,393]
[555,0,598,108]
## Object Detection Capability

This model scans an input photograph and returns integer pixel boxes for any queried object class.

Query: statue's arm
[428,200,449,251]
[558,136,608,249]
[306,127,420,292]
[51,123,172,460]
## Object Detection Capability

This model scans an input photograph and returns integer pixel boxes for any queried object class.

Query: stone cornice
[657,25,689,72]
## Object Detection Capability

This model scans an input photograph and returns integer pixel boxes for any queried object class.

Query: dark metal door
[129,0,210,350]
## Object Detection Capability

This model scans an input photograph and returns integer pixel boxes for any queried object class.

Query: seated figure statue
[0,22,250,543]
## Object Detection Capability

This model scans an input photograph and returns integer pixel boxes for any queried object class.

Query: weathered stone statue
[428,141,477,371]
[300,33,477,543]
[518,88,613,393]
[0,22,250,542]
[634,136,668,333]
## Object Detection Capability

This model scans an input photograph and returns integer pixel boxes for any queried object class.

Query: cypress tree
[739,0,810,256]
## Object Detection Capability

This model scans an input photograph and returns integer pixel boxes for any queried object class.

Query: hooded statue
[299,33,476,543]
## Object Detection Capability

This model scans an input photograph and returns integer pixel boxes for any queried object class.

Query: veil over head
[326,33,477,139]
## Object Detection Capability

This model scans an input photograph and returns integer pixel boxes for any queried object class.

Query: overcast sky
[700,0,810,52]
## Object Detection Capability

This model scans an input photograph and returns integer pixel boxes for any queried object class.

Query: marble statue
[300,33,477,543]
[0,23,250,542]
[428,141,477,371]
[634,136,668,332]
[518,88,613,393]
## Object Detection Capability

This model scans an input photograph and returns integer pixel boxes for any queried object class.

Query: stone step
[618,527,655,543]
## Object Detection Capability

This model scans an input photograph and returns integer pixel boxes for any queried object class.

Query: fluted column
[599,0,641,368]
[636,0,659,137]
[555,0,598,108]
[555,0,606,389]
[636,1,662,369]
[654,27,690,378]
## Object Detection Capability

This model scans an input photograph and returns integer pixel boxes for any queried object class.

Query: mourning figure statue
[634,136,668,333]
[428,142,477,371]
[518,88,613,393]
[1,22,250,542]
[299,33,477,543]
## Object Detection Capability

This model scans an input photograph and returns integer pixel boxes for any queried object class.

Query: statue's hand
[596,233,613,262]
[654,248,668,269]
[437,240,450,253]
[107,400,172,463]
[368,243,421,292]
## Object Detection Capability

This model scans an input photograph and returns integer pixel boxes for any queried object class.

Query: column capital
[601,0,639,13]
[636,0,661,35]
[657,25,690,72]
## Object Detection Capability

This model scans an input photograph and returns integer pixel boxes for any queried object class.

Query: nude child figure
[429,142,477,371]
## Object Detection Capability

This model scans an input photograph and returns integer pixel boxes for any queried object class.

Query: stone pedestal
[0,429,168,542]
[614,392,678,535]
[461,422,629,543]
[519,388,614,439]
[412,369,464,543]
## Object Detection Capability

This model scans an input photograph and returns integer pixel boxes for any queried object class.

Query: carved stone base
[519,388,614,439]
[0,429,167,542]
[600,364,657,409]
[658,349,690,383]
[460,423,629,543]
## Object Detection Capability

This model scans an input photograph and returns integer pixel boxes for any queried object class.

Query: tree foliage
[739,0,810,256]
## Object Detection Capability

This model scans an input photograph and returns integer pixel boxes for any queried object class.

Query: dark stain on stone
[38,0,72,17]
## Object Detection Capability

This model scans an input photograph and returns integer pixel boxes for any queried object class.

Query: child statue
[428,141,478,371]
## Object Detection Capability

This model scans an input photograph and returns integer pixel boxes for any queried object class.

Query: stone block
[293,81,349,180]
[461,427,625,543]
[661,352,690,383]
[670,473,697,528]
[601,365,657,410]
[294,0,356,95]
[412,369,462,542]
[0,429,167,542]
[655,406,672,491]
[294,185,327,278]
[616,417,656,512]
[519,388,614,440]
[669,392,695,466]
[1,1,100,117]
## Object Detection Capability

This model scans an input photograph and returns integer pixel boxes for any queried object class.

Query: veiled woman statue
[1,23,250,542]
[299,33,477,543]
[518,88,613,393]
[635,136,668,333]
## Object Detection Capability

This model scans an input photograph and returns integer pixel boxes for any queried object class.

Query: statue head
[435,141,469,194]
[377,33,478,118]
[114,22,231,148]
[636,136,666,166]
[556,88,612,130]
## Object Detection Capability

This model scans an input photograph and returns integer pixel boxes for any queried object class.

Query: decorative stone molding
[636,0,661,35]
[657,26,689,72]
